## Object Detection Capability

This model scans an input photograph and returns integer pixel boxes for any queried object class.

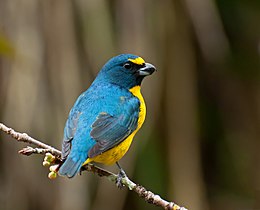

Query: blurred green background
[0,0,260,210]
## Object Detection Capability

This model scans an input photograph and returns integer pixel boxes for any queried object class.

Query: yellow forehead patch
[128,57,145,65]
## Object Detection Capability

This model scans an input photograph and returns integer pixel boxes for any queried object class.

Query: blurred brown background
[0,0,260,210]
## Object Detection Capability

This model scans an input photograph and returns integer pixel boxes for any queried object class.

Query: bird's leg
[116,162,127,189]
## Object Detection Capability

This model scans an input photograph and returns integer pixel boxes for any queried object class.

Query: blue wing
[88,98,139,158]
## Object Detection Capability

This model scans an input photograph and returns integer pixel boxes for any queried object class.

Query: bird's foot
[116,168,127,189]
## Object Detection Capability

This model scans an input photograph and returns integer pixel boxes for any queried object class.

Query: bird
[58,54,156,180]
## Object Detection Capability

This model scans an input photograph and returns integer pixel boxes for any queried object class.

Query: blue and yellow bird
[58,54,156,179]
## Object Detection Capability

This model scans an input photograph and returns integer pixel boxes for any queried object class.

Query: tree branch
[0,122,188,210]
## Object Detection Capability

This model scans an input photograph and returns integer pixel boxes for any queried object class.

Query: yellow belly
[83,85,146,165]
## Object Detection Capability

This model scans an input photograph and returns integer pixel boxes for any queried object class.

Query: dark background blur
[0,0,260,210]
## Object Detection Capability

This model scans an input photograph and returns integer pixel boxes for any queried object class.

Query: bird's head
[95,54,156,89]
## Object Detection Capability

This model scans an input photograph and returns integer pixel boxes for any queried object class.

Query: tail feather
[59,157,83,178]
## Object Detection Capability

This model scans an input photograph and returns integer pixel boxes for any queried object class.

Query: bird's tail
[58,157,83,178]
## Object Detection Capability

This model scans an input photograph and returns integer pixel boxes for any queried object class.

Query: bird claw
[116,168,127,189]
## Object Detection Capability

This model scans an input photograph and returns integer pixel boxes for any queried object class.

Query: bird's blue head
[95,54,156,89]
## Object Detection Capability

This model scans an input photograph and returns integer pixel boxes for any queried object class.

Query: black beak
[137,63,156,76]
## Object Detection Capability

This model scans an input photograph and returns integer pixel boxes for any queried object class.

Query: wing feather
[88,98,139,158]
[61,110,81,160]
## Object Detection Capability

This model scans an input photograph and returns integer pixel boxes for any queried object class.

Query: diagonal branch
[0,123,61,157]
[0,122,188,210]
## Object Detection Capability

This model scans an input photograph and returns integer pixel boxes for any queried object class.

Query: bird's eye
[123,63,132,69]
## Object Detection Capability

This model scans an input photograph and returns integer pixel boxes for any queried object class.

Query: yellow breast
[83,85,146,165]
[129,85,146,130]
